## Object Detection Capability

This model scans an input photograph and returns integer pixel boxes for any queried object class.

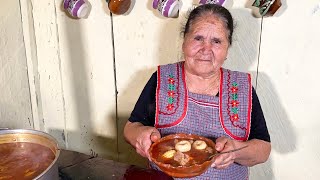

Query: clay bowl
[149,133,216,178]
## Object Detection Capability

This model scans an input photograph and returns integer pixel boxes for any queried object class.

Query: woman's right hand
[123,121,161,160]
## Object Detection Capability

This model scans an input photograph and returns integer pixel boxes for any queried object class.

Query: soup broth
[0,142,55,180]
[150,138,214,167]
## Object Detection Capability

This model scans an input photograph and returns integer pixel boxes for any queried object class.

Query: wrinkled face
[182,14,229,77]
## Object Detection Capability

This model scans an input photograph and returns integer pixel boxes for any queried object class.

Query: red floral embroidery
[230,100,239,107]
[231,86,238,93]
[168,78,175,84]
[166,104,174,111]
[166,74,176,112]
[232,114,239,121]
[230,82,240,122]
[167,91,175,97]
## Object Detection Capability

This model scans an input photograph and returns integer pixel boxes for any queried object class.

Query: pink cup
[199,0,227,6]
[153,0,181,18]
[64,0,89,18]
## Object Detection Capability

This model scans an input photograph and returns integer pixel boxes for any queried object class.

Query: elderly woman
[124,4,271,179]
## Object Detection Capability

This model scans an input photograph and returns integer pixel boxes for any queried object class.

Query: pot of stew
[0,129,60,180]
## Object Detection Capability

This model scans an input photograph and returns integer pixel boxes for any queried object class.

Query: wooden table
[57,150,173,180]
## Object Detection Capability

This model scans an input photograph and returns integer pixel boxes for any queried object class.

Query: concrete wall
[254,1,320,179]
[0,0,33,128]
[2,0,320,179]
[21,0,117,159]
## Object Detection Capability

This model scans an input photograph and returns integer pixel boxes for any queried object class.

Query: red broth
[0,142,55,180]
[150,138,214,167]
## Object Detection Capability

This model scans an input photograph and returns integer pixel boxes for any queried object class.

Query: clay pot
[108,0,131,15]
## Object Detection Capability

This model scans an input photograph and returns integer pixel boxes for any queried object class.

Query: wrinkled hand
[134,127,161,161]
[211,137,237,169]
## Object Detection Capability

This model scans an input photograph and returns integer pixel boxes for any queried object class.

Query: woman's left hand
[211,137,237,169]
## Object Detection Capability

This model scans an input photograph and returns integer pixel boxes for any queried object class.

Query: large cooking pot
[0,129,60,180]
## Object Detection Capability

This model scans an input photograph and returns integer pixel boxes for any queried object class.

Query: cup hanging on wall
[252,0,282,17]
[153,0,181,18]
[63,0,90,18]
[199,0,228,7]
[108,0,132,15]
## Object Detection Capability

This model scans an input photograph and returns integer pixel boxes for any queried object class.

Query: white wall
[54,0,117,158]
[24,0,117,159]
[254,0,320,179]
[0,0,33,128]
[2,0,320,179]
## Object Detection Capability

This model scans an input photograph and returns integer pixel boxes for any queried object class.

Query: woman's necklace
[185,72,220,96]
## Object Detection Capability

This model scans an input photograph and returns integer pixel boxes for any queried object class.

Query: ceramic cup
[153,0,181,18]
[199,0,227,6]
[252,0,282,17]
[108,0,131,15]
[64,0,89,18]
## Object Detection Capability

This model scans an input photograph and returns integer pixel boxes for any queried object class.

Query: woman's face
[182,14,229,77]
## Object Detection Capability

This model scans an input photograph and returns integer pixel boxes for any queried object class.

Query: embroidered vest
[152,62,252,180]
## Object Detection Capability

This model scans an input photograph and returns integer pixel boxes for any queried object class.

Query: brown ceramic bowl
[149,133,216,178]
